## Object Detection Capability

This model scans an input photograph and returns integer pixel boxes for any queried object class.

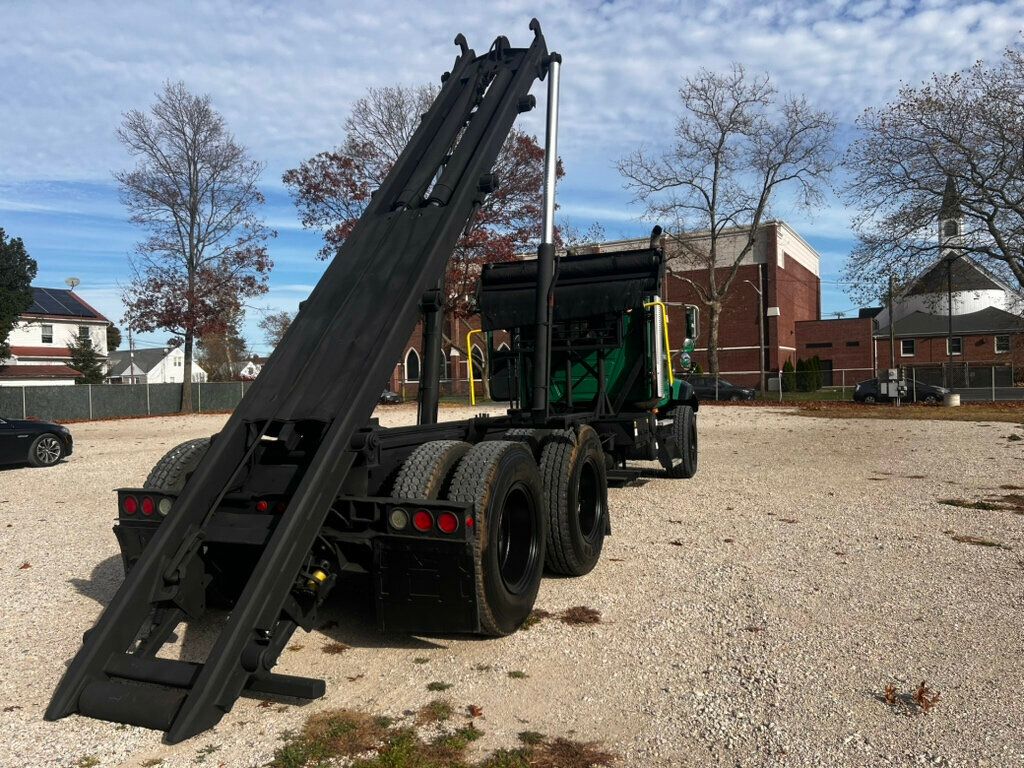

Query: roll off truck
[47,20,699,742]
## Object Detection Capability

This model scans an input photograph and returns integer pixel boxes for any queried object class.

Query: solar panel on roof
[30,288,94,317]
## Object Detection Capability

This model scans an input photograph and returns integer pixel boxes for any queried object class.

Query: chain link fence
[0,382,253,422]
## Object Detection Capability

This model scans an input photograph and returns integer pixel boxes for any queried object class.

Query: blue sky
[2,0,1022,353]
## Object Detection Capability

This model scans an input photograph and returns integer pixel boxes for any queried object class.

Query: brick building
[796,178,1024,387]
[589,221,822,387]
[388,220,823,395]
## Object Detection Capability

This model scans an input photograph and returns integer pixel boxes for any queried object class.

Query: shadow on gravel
[316,596,455,651]
[69,555,123,606]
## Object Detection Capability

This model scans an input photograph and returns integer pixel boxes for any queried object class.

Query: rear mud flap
[373,537,479,634]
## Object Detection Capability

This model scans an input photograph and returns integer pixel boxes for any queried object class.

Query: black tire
[540,426,608,576]
[660,405,698,479]
[447,441,545,636]
[144,437,211,492]
[140,436,241,608]
[392,440,472,499]
[864,395,877,404]
[28,433,63,467]
[923,394,939,404]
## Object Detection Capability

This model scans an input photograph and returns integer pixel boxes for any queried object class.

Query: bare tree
[284,83,559,319]
[258,310,293,350]
[619,65,837,375]
[117,82,274,411]
[844,45,1024,302]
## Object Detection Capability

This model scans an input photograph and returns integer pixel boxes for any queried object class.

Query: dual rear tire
[393,428,609,635]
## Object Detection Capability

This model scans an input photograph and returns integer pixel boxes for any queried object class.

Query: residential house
[105,347,208,384]
[1,287,110,387]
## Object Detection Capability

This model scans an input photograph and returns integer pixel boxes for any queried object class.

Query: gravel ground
[1,404,1022,767]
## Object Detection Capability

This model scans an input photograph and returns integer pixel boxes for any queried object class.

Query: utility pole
[744,276,766,393]
[887,274,896,371]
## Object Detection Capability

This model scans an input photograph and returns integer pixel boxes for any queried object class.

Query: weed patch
[880,681,941,716]
[322,642,351,655]
[426,681,453,692]
[507,670,528,680]
[522,609,553,629]
[268,709,390,767]
[270,707,615,768]
[560,606,602,626]
[416,698,453,725]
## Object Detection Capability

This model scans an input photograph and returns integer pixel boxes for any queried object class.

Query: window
[78,326,90,341]
[806,342,832,349]
[845,341,860,347]
[404,348,420,382]
[41,324,53,344]
[471,346,485,381]
[900,339,915,357]
[685,306,699,340]
[995,335,1010,354]
[947,336,962,355]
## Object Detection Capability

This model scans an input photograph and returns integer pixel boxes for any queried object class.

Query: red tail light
[141,496,155,516]
[437,511,459,534]
[122,495,138,515]
[255,499,269,512]
[412,509,433,532]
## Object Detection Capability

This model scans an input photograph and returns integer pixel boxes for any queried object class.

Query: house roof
[24,287,108,322]
[903,257,1004,297]
[0,364,83,380]
[10,346,73,358]
[106,348,173,375]
[875,306,1024,338]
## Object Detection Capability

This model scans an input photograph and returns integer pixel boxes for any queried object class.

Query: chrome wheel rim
[35,436,61,465]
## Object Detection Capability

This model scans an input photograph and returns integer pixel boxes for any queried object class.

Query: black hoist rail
[47,21,552,743]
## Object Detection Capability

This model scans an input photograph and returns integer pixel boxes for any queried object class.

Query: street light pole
[744,277,766,393]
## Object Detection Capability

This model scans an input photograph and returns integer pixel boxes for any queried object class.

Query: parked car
[379,389,403,405]
[0,417,73,467]
[685,375,756,401]
[852,378,949,404]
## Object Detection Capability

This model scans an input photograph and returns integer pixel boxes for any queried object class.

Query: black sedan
[852,378,950,404]
[379,389,403,405]
[0,417,73,467]
[685,375,756,401]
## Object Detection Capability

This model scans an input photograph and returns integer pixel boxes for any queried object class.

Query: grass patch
[322,642,351,655]
[507,670,528,680]
[412,656,430,664]
[796,401,1024,423]
[140,760,164,767]
[426,681,453,692]
[518,731,546,746]
[560,606,602,626]
[74,758,100,768]
[270,706,614,768]
[269,709,390,768]
[416,698,454,725]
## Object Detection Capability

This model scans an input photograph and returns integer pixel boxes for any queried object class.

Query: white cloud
[3,0,1022,333]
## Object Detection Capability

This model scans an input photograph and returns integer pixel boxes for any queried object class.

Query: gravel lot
[1,404,1022,767]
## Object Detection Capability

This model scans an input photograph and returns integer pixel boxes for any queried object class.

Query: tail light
[437,511,459,534]
[122,495,138,515]
[412,509,433,532]
[389,507,409,530]
[141,496,155,516]
[255,499,269,512]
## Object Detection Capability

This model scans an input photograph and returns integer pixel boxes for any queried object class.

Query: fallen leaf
[18,562,30,570]
[468,704,483,718]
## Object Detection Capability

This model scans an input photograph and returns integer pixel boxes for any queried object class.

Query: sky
[1,0,1022,354]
